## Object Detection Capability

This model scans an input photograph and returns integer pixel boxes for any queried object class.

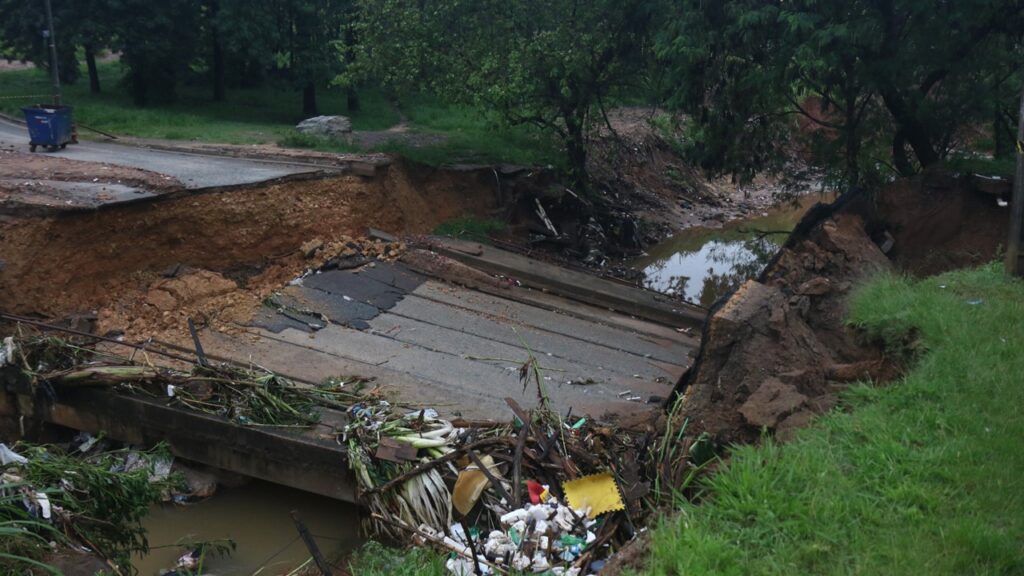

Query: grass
[345,542,446,576]
[0,63,558,166]
[433,217,507,244]
[641,263,1024,575]
[942,156,1017,179]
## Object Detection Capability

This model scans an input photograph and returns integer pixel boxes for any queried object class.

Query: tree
[354,0,656,194]
[0,0,83,85]
[657,0,1024,187]
[114,0,201,106]
[285,0,351,116]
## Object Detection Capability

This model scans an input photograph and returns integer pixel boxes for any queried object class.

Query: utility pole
[1006,84,1024,277]
[42,0,62,105]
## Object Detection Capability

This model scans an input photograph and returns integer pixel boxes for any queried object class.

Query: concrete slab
[213,325,672,421]
[376,296,684,378]
[407,281,691,363]
[425,237,707,328]
[0,178,155,209]
[0,119,321,189]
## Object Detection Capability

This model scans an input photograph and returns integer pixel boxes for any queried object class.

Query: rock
[145,288,177,312]
[295,115,352,138]
[775,410,816,442]
[173,462,218,498]
[159,270,237,303]
[796,277,832,296]
[738,378,808,428]
[301,238,324,258]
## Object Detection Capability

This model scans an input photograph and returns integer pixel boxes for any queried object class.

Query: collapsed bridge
[2,238,703,502]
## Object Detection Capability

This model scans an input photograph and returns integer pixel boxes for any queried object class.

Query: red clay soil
[0,159,499,318]
[673,171,1009,445]
[94,236,408,344]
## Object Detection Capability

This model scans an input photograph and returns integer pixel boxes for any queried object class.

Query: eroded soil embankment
[673,171,1009,446]
[0,160,500,316]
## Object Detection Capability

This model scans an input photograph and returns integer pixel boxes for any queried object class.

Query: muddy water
[635,195,831,307]
[134,481,362,576]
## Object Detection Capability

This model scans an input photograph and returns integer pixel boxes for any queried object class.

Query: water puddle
[635,195,831,307]
[134,481,362,576]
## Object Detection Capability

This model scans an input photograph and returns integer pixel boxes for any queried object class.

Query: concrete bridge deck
[2,241,704,502]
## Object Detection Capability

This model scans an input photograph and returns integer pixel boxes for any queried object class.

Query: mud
[672,170,1010,445]
[0,159,500,318]
[868,171,1010,276]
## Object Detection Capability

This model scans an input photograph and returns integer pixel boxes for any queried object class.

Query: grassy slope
[642,264,1024,575]
[0,64,557,165]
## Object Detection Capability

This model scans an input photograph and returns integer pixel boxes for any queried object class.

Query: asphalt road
[0,118,319,189]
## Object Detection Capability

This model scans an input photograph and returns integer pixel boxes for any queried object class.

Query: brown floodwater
[134,481,363,576]
[634,194,833,307]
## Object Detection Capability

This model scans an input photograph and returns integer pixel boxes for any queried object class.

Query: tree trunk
[303,81,318,117]
[841,80,860,188]
[891,131,915,177]
[84,43,101,93]
[212,29,226,101]
[347,88,360,113]
[344,19,360,112]
[563,112,588,195]
[844,122,860,188]
[131,70,148,106]
[210,0,226,102]
[995,106,1013,159]
[879,87,940,169]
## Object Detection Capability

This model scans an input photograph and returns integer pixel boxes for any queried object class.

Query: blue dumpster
[21,105,73,152]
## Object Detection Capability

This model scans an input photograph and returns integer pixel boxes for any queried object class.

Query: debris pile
[0,439,176,570]
[294,234,407,270]
[2,330,695,575]
[3,332,372,428]
[97,268,259,343]
[342,360,677,576]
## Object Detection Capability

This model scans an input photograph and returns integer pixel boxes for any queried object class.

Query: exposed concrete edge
[0,169,343,219]
[0,115,388,175]
[0,111,25,125]
[19,386,358,502]
[424,237,707,329]
[121,141,389,175]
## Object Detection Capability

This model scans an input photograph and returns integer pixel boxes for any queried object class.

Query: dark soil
[870,170,1010,275]
[672,170,1011,446]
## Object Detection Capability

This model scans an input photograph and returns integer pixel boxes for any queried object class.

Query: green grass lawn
[642,264,1024,575]
[0,63,557,166]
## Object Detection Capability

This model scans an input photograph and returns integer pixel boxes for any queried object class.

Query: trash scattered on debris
[0,335,15,366]
[0,326,702,575]
[563,472,626,518]
[0,439,179,570]
[341,356,674,575]
[0,443,28,465]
